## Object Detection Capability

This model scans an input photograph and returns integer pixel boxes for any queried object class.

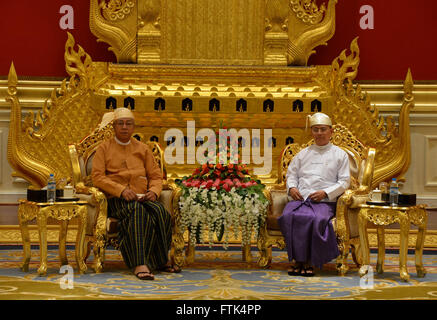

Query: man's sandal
[287,265,300,276]
[135,271,155,280]
[301,267,315,277]
[159,264,182,273]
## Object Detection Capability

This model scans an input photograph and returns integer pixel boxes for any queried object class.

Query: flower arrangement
[176,127,269,248]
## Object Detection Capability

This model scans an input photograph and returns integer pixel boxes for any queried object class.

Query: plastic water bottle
[47,173,56,203]
[389,178,399,207]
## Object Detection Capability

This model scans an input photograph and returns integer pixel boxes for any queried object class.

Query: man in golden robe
[92,107,180,280]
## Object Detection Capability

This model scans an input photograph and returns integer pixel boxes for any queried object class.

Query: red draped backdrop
[0,0,436,80]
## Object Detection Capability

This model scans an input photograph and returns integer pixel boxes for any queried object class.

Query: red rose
[201,166,209,175]
[224,178,233,186]
[223,184,231,192]
[242,182,251,188]
[192,180,201,188]
[206,180,214,189]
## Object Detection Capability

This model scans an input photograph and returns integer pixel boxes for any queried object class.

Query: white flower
[178,187,268,247]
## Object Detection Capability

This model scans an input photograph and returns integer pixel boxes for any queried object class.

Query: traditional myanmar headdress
[98,108,134,130]
[114,107,135,120]
[306,112,332,130]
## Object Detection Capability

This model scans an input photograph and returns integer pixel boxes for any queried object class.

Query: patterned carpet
[0,245,436,300]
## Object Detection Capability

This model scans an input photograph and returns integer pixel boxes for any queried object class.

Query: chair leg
[93,243,105,273]
[257,230,272,268]
[171,226,186,268]
[336,241,350,276]
[351,242,363,267]
[84,239,92,262]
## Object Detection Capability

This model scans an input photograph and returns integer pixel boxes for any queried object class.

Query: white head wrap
[97,108,135,130]
[306,112,332,130]
[114,107,135,120]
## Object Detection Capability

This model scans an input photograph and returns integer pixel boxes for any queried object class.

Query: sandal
[159,264,182,273]
[135,271,155,280]
[301,267,315,277]
[287,265,301,276]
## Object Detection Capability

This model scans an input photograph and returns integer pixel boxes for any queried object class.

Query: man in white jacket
[278,113,350,277]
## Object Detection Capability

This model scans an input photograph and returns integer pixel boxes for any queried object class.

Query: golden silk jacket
[91,137,163,198]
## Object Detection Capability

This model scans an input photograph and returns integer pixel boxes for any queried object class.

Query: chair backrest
[69,122,166,187]
[278,123,375,190]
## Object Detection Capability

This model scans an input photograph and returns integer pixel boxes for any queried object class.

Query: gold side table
[358,203,428,282]
[18,199,88,276]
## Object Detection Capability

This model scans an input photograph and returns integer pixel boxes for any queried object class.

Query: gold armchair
[68,123,177,273]
[257,124,376,275]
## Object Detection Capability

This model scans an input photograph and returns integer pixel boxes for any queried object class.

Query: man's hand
[308,190,327,202]
[289,187,304,201]
[138,190,157,202]
[121,188,138,201]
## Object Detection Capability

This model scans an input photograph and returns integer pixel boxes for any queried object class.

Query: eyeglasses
[114,120,134,127]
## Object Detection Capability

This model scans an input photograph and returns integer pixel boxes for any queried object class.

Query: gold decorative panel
[90,0,337,66]
[162,0,264,65]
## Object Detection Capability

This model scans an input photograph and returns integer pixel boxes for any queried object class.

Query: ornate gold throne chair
[257,123,376,275]
[68,120,177,273]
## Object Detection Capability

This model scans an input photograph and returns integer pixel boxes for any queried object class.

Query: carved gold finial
[89,0,137,63]
[403,68,414,101]
[65,32,93,81]
[286,0,337,66]
[8,62,18,96]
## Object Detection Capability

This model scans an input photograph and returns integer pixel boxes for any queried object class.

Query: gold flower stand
[358,203,428,282]
[18,199,88,276]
